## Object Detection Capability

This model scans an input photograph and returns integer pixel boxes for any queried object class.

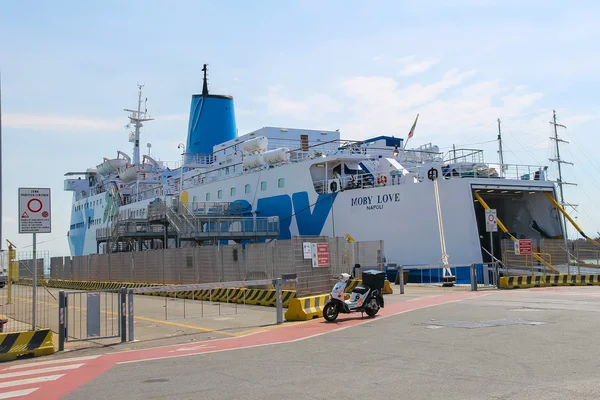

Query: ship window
[278,178,285,188]
[245,184,251,194]
[231,187,236,196]
[261,181,267,191]
[206,193,211,201]
[218,190,222,199]
[192,196,197,203]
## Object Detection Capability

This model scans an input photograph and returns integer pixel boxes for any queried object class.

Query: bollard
[495,263,500,289]
[58,290,66,351]
[275,278,283,324]
[128,289,134,342]
[120,287,127,343]
[470,263,478,291]
[399,265,405,294]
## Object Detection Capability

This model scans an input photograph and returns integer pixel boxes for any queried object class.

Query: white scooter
[323,270,385,322]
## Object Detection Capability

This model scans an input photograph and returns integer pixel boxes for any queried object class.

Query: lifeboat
[97,151,131,176]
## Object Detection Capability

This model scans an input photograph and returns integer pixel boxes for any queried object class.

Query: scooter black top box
[361,270,386,290]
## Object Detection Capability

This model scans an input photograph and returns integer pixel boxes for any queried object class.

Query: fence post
[120,287,127,343]
[58,290,65,351]
[128,289,134,342]
[470,263,477,291]
[275,278,283,324]
[399,265,405,295]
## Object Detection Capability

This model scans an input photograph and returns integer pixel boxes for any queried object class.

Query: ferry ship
[64,65,564,272]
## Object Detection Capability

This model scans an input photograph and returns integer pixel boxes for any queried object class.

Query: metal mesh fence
[49,237,385,295]
[499,238,594,275]
[0,250,52,333]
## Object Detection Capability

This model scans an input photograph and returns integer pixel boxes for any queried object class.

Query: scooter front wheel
[323,302,339,322]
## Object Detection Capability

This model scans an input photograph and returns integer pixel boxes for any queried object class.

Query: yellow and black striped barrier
[21,279,296,308]
[284,294,330,321]
[500,274,600,289]
[154,288,296,307]
[0,328,55,362]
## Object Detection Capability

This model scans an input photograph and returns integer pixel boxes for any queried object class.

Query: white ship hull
[68,159,560,267]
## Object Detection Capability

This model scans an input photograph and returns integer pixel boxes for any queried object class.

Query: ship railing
[312,166,415,194]
[135,185,164,202]
[191,216,279,235]
[434,163,550,181]
[187,201,245,216]
[75,185,108,201]
[443,148,485,164]
[177,201,197,233]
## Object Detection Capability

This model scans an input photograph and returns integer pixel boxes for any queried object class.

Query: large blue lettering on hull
[256,195,293,240]
[292,192,337,236]
[249,192,337,240]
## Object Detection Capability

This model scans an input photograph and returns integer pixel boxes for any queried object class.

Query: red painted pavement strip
[29,290,487,399]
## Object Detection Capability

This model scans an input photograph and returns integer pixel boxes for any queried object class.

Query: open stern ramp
[471,180,562,273]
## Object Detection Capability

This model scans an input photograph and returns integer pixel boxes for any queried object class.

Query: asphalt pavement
[61,286,600,400]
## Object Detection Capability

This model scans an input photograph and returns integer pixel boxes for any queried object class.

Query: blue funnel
[186,64,237,156]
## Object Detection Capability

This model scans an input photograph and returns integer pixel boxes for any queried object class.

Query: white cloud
[4,113,121,131]
[255,85,342,118]
[154,114,188,121]
[336,67,547,148]
[396,56,440,76]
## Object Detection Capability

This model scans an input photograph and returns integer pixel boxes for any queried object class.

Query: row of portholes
[200,178,286,201]
[75,198,104,212]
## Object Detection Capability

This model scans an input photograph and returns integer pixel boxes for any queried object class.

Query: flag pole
[403,113,419,150]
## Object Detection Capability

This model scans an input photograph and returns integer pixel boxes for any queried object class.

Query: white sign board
[303,242,312,259]
[19,188,51,234]
[485,209,497,232]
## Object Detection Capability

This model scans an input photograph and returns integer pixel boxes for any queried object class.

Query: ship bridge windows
[206,193,211,201]
[278,178,285,188]
[218,190,222,200]
[245,184,251,194]
[261,181,267,191]
[231,187,236,196]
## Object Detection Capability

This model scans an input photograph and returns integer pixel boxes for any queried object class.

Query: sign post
[485,209,498,288]
[18,188,51,331]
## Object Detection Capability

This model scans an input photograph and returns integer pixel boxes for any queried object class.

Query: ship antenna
[202,64,209,96]
[549,110,576,273]
[497,118,505,178]
[124,84,154,165]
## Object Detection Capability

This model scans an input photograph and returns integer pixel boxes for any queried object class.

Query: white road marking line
[0,388,38,399]
[0,364,84,380]
[169,344,216,353]
[0,374,63,389]
[4,355,100,371]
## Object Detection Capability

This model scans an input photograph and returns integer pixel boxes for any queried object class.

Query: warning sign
[485,209,497,232]
[311,243,330,268]
[514,239,532,255]
[19,188,51,234]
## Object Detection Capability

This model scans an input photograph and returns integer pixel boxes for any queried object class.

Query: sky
[1,0,599,257]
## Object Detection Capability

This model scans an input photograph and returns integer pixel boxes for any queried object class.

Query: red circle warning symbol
[27,198,43,213]
[487,214,495,222]
[42,211,49,218]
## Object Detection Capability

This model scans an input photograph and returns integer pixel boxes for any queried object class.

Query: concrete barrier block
[0,328,55,362]
[285,294,329,321]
